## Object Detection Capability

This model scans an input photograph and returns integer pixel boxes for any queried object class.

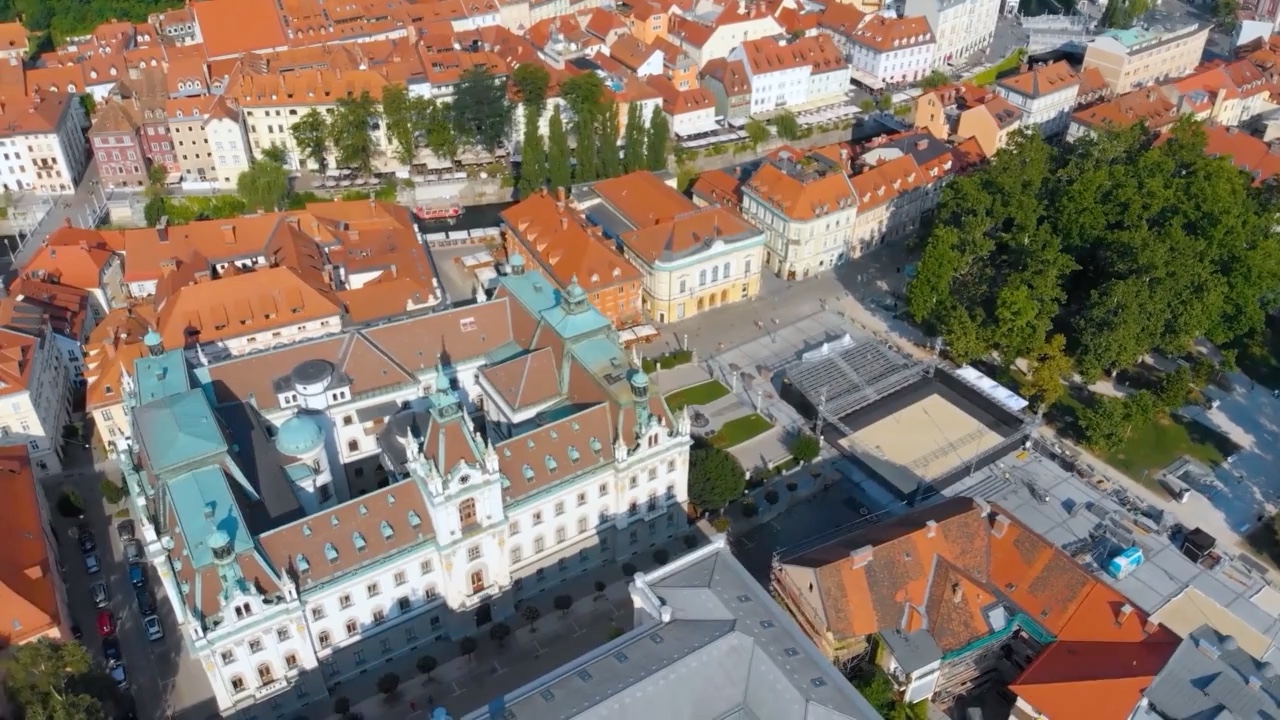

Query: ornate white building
[118,260,693,718]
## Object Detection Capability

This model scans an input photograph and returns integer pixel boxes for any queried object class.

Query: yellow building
[577,171,766,323]
[1082,22,1211,94]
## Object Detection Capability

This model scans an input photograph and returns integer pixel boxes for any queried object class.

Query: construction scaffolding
[783,339,926,423]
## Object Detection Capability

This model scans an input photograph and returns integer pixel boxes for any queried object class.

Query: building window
[471,570,485,593]
[284,653,298,670]
[220,650,235,665]
[420,559,434,575]
[276,627,290,642]
[577,516,588,534]
[398,596,411,613]
[367,582,380,598]
[348,439,359,452]
[667,459,676,473]
[424,585,439,600]
[554,501,565,516]
[599,483,608,497]
[317,631,331,648]
[373,609,386,624]
[648,466,658,481]
[458,498,477,526]
[532,510,544,526]
[248,638,263,654]
[230,676,246,693]
[339,594,353,609]
[466,545,481,561]
[511,546,523,563]
[508,520,520,535]
[311,606,326,621]
[345,619,358,636]
[555,527,567,544]
[576,492,587,507]
[534,536,545,553]
[629,476,638,489]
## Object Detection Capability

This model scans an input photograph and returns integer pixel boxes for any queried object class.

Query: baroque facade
[116,259,693,718]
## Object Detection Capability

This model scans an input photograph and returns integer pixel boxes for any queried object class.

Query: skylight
[614,651,629,664]
[323,543,339,562]
[577,669,592,682]
[408,511,422,528]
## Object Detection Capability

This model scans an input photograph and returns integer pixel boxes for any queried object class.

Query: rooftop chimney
[221,224,236,244]
[560,215,569,230]
[991,514,1011,539]
[1143,619,1160,636]
[849,545,873,568]
[950,582,962,604]
[1116,602,1134,626]
[975,498,991,516]
[556,186,566,203]
[916,139,928,151]
[63,217,72,228]
[924,519,938,538]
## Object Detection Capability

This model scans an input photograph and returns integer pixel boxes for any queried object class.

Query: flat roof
[942,446,1280,659]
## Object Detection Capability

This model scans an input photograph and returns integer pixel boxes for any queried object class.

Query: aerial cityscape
[0,0,1279,717]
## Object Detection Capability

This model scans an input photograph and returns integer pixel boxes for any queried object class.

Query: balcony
[254,678,287,699]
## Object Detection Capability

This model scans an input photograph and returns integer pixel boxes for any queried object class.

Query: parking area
[48,453,217,720]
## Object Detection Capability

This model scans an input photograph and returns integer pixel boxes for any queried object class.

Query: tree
[547,113,571,191]
[744,119,770,150]
[489,621,511,647]
[79,93,96,117]
[1023,334,1073,410]
[688,446,746,512]
[553,594,574,616]
[773,111,801,141]
[451,66,511,153]
[376,672,400,697]
[1213,0,1239,26]
[517,119,547,198]
[424,100,459,165]
[1156,365,1193,412]
[597,97,621,178]
[237,159,290,212]
[1100,0,1149,28]
[788,433,821,462]
[416,655,438,680]
[764,489,780,505]
[143,195,165,227]
[622,103,646,172]
[516,66,552,197]
[645,105,669,171]
[1078,395,1130,452]
[574,111,598,183]
[512,63,551,117]
[260,143,289,166]
[522,604,541,630]
[2,640,108,720]
[144,164,166,199]
[330,91,380,176]
[99,478,125,504]
[291,109,330,173]
[458,635,478,661]
[560,72,605,121]
[593,580,607,593]
[919,69,951,90]
[653,548,670,564]
[381,84,421,166]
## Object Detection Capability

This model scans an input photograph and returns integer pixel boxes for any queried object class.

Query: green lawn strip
[664,380,730,412]
[968,49,1027,86]
[710,414,774,448]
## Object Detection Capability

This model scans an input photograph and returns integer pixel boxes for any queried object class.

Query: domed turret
[563,274,588,313]
[509,252,526,276]
[629,367,650,402]
[143,329,164,357]
[275,414,325,457]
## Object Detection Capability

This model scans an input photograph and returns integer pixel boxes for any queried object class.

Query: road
[48,443,218,720]
[1,162,109,282]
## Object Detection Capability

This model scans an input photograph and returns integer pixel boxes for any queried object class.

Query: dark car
[127,563,146,587]
[116,520,135,543]
[78,527,96,554]
[102,636,122,663]
[134,588,156,615]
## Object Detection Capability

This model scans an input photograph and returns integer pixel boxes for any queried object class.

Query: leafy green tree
[1213,0,1239,26]
[1078,395,1130,452]
[1023,334,1072,410]
[259,143,289,166]
[2,639,108,720]
[788,433,821,462]
[518,120,547,198]
[597,98,621,178]
[237,159,290,212]
[329,91,380,176]
[377,672,400,697]
[459,635,478,661]
[381,84,419,166]
[689,446,746,512]
[938,305,987,366]
[511,63,551,117]
[919,69,951,89]
[1156,365,1193,411]
[744,119,770,150]
[514,64,552,196]
[78,93,95,117]
[415,655,437,680]
[547,112,571,191]
[645,105,669,171]
[622,103,646,172]
[560,72,605,121]
[291,109,330,173]
[143,195,165,227]
[774,111,801,140]
[451,66,511,153]
[574,111,598,183]
[424,100,459,164]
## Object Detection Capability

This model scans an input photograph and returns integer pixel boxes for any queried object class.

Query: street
[47,443,217,720]
[1,162,109,282]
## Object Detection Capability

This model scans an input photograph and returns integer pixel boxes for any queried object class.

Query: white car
[143,614,164,641]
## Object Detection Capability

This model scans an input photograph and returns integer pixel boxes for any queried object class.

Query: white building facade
[905,0,1000,67]
[0,326,72,477]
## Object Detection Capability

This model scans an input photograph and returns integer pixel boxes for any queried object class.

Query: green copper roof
[275,414,325,456]
[501,271,612,340]
[167,466,254,568]
[132,349,192,405]
[135,389,228,477]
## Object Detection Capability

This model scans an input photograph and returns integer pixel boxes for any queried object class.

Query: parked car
[124,540,143,563]
[102,637,122,662]
[78,527,96,554]
[116,520,135,542]
[91,582,110,608]
[143,614,163,641]
[134,588,156,615]
[127,563,146,587]
[108,662,128,689]
[96,610,114,637]
[84,553,101,575]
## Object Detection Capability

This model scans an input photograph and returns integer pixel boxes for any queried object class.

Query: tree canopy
[906,121,1280,380]
[689,445,746,511]
[451,67,512,153]
[2,639,111,720]
[1,0,180,40]
[237,157,290,212]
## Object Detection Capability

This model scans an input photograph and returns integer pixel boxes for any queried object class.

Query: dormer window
[296,554,310,574]
[323,542,339,563]
[522,464,535,481]
[380,521,394,540]
[353,532,367,552]
[567,446,580,463]
[408,511,422,528]
[545,455,558,473]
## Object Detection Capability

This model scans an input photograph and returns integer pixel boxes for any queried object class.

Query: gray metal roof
[1144,625,1280,720]
[783,338,923,420]
[467,537,883,720]
[878,629,942,675]
[941,447,1280,656]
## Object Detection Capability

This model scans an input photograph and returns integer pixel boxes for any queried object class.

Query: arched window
[458,498,477,526]
[257,663,274,684]
[230,675,246,692]
[470,569,485,593]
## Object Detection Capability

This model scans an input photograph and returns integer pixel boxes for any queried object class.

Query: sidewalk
[324,533,705,720]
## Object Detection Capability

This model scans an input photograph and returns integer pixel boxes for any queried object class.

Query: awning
[675,120,723,137]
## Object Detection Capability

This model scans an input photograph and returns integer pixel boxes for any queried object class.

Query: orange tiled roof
[0,92,71,138]
[997,60,1080,99]
[610,33,659,72]
[1162,124,1280,185]
[500,191,643,292]
[744,152,856,221]
[817,2,868,37]
[16,225,114,291]
[193,0,289,58]
[83,307,155,410]
[0,448,61,646]
[700,57,750,95]
[1071,86,1178,133]
[847,15,933,53]
[0,22,28,54]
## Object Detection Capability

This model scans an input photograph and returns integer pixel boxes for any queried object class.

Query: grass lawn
[1048,390,1238,486]
[664,380,730,412]
[709,414,774,448]
[968,49,1028,86]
